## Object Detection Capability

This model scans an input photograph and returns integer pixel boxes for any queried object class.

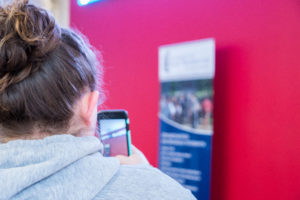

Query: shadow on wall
[211,46,246,200]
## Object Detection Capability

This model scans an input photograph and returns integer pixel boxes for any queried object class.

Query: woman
[0,1,196,199]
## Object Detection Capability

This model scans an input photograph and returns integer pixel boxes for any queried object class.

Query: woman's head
[0,0,102,140]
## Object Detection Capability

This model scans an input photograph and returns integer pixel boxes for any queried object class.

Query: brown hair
[0,0,102,137]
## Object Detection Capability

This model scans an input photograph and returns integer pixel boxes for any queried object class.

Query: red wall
[70,0,300,199]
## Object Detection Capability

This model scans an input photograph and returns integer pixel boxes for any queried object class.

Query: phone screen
[99,118,129,156]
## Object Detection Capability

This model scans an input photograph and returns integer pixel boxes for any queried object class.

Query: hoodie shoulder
[94,165,196,200]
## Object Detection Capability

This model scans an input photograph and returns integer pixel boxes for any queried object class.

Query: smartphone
[97,110,131,157]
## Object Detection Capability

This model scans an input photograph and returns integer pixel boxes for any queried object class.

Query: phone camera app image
[98,110,131,157]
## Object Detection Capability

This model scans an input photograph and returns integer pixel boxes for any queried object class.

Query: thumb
[115,155,132,165]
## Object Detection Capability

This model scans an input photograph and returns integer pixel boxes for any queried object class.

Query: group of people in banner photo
[160,79,213,131]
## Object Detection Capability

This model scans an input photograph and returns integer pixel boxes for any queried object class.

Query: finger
[115,155,131,165]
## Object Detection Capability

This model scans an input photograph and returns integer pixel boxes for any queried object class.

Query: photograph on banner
[160,79,213,131]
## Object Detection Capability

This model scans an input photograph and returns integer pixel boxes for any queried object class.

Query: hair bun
[0,0,61,92]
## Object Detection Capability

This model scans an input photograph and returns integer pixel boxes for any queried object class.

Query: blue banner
[159,115,212,199]
[158,39,215,200]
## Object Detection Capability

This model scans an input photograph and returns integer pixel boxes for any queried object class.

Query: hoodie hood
[0,135,120,200]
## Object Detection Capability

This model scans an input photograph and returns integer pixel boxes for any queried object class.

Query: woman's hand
[115,145,149,165]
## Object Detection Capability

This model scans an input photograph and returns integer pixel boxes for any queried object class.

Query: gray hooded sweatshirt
[0,135,196,200]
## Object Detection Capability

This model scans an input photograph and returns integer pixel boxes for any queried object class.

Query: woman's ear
[79,91,99,126]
